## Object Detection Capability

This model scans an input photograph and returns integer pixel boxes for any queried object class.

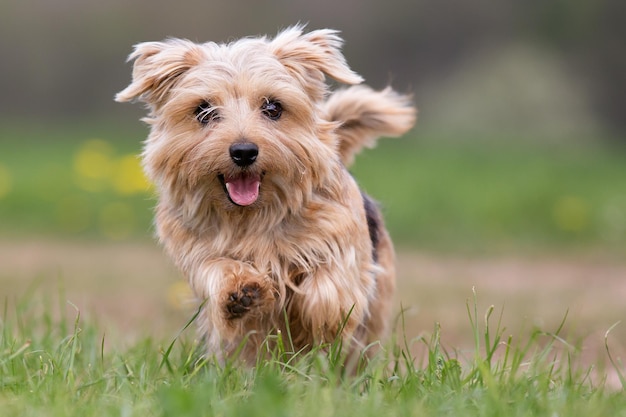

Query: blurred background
[0,0,625,368]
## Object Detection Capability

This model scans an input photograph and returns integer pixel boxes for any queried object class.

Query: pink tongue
[225,174,260,206]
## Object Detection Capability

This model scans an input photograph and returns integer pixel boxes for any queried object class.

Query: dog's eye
[261,99,282,121]
[195,101,220,124]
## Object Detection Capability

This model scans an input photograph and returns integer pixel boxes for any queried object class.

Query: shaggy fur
[116,26,416,363]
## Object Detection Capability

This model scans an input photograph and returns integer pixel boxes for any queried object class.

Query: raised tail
[324,85,417,166]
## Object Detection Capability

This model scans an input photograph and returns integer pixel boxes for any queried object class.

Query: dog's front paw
[221,265,276,322]
[226,283,263,319]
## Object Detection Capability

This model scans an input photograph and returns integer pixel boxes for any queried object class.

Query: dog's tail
[324,85,417,167]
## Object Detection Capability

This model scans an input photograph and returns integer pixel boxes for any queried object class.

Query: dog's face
[117,27,363,215]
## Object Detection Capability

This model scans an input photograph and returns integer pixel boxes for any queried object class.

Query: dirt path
[1,239,625,373]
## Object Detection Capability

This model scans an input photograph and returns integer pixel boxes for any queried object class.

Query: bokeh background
[1,0,625,370]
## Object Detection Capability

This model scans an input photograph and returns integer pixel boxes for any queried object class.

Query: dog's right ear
[115,39,204,107]
[271,26,363,101]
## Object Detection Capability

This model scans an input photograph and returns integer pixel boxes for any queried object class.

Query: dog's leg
[191,259,277,360]
[287,265,374,351]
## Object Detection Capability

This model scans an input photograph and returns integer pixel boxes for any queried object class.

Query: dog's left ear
[271,27,363,100]
[115,39,204,108]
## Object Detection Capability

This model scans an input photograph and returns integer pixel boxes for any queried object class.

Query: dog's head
[116,26,362,216]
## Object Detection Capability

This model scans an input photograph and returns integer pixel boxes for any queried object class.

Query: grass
[1,124,625,254]
[1,289,625,417]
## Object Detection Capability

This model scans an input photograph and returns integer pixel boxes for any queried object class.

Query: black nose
[229,142,259,167]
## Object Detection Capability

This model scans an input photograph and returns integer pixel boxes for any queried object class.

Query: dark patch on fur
[362,192,380,263]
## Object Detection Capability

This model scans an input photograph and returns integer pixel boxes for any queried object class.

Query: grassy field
[1,125,626,415]
[352,137,626,253]
[1,288,625,417]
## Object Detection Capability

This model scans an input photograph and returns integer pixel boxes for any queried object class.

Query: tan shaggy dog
[116,26,416,363]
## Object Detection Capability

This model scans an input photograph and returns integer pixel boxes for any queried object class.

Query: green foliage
[0,126,154,240]
[1,125,625,254]
[352,138,626,253]
[1,290,625,417]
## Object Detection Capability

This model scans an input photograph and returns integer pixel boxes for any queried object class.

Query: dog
[116,26,416,363]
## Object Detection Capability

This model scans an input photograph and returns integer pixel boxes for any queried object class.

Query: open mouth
[218,172,261,206]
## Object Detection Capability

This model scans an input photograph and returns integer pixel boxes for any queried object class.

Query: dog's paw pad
[225,284,261,319]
